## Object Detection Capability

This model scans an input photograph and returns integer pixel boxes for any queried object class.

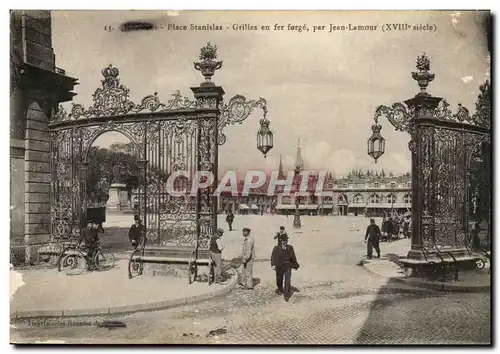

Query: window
[338,194,348,204]
[390,182,397,189]
[296,196,306,205]
[387,194,396,204]
[404,194,411,204]
[374,183,380,188]
[370,194,380,204]
[353,194,364,204]
[281,196,291,205]
[324,196,333,204]
[342,183,348,188]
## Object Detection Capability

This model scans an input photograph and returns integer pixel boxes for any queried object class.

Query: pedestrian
[471,221,482,251]
[77,220,100,265]
[386,217,395,243]
[210,228,225,284]
[128,215,144,249]
[403,217,410,239]
[226,211,235,231]
[271,234,299,302]
[274,226,288,245]
[239,227,255,289]
[365,218,381,259]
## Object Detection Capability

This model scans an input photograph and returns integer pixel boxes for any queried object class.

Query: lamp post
[293,168,302,229]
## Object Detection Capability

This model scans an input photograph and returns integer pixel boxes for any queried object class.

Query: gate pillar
[191,42,225,247]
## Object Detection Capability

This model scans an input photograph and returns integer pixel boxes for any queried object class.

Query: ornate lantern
[257,113,273,158]
[367,121,385,163]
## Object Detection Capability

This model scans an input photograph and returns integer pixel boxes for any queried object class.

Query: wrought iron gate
[49,44,269,252]
[413,110,490,249]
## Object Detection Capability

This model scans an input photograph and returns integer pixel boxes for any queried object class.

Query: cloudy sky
[52,10,489,177]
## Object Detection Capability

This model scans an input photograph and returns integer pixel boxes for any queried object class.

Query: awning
[348,204,367,208]
[250,204,259,209]
[276,205,294,209]
[366,203,411,209]
[319,205,333,209]
[238,204,249,209]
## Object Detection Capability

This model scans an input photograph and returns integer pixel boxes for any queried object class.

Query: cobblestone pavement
[11,215,491,344]
[11,278,491,344]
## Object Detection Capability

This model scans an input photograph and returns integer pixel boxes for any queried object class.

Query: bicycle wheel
[60,253,87,276]
[476,258,485,270]
[93,250,115,271]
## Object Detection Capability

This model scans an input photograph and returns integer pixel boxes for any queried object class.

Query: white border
[2,2,497,354]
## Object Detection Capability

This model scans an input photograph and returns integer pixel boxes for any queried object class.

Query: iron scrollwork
[218,95,268,145]
[374,102,414,132]
[50,65,198,123]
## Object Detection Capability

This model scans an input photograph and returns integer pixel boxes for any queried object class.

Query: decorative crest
[199,42,218,61]
[194,42,223,85]
[412,53,435,95]
[49,65,197,123]
[416,53,430,71]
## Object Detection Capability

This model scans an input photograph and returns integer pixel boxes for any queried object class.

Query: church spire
[278,154,285,179]
[294,137,304,172]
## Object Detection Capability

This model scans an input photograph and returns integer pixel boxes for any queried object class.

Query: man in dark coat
[128,215,144,249]
[274,226,288,245]
[386,217,395,243]
[77,220,100,262]
[271,234,299,302]
[226,211,235,231]
[365,218,381,259]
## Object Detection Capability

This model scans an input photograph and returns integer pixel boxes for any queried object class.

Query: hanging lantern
[257,117,273,158]
[367,122,385,163]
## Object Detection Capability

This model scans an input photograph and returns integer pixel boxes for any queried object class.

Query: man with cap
[77,220,100,265]
[365,218,381,259]
[271,234,299,302]
[210,228,225,284]
[128,215,144,249]
[274,226,288,245]
[239,227,255,289]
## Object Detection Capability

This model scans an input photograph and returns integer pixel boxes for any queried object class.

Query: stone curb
[11,268,238,320]
[362,261,491,293]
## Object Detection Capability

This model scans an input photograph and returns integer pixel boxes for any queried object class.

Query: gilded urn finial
[412,53,435,96]
[194,42,223,86]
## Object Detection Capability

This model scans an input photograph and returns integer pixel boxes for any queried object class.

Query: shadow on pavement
[352,277,491,345]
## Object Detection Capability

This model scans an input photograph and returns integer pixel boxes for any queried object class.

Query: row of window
[331,182,411,189]
[279,193,412,205]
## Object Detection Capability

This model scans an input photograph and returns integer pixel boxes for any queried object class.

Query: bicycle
[58,242,115,275]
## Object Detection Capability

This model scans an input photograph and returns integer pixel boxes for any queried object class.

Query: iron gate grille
[414,118,490,249]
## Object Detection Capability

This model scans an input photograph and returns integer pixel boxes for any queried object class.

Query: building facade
[218,139,412,216]
[10,10,77,263]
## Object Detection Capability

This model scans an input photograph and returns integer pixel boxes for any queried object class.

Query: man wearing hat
[239,227,255,289]
[365,218,381,259]
[128,215,144,249]
[77,219,100,263]
[210,228,225,284]
[274,226,288,245]
[271,234,299,302]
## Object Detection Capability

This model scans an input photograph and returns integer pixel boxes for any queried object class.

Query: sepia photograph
[9,9,491,345]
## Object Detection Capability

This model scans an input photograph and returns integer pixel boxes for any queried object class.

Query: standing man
[210,228,225,284]
[274,226,288,245]
[365,218,381,259]
[386,217,395,243]
[226,211,235,231]
[403,217,410,239]
[128,215,144,249]
[271,234,299,302]
[239,227,255,289]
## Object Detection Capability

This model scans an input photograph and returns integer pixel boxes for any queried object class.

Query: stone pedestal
[106,183,127,211]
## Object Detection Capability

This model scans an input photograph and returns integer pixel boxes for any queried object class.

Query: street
[10,214,491,344]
